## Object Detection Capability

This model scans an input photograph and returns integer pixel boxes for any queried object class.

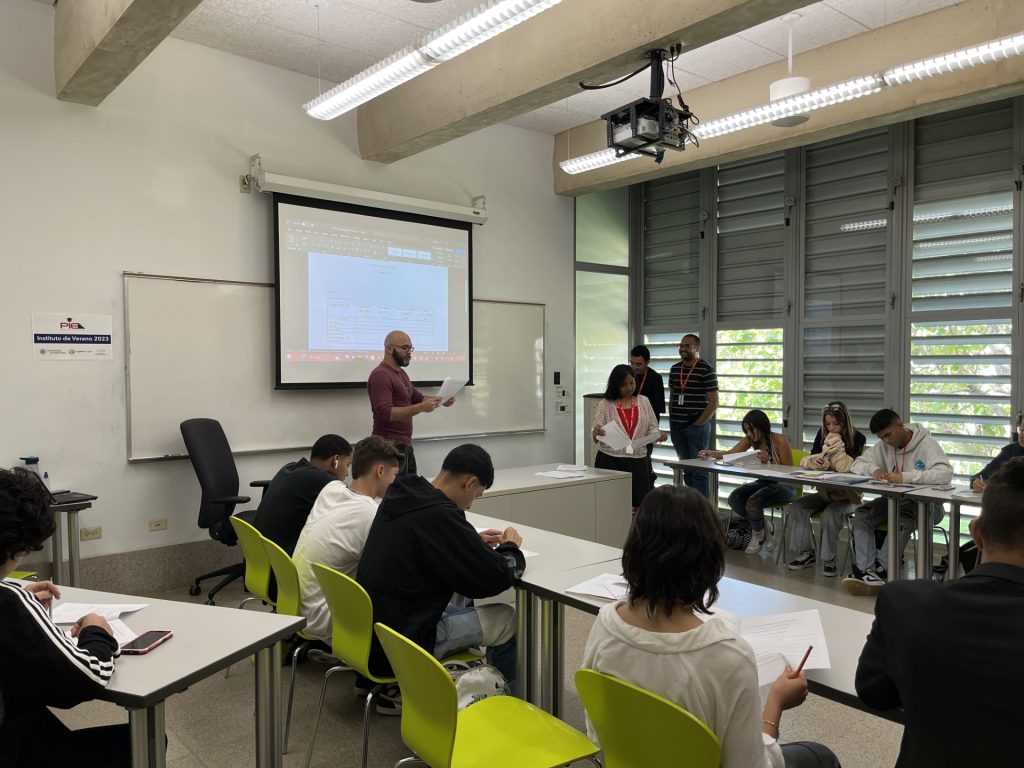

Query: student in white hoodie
[581,485,841,768]
[843,409,952,595]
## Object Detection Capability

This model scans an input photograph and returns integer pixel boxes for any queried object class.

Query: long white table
[466,511,621,711]
[664,458,935,581]
[471,464,632,547]
[904,487,982,579]
[530,560,880,717]
[467,510,891,722]
[55,584,304,768]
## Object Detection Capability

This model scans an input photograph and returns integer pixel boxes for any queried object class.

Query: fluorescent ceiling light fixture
[694,75,885,139]
[562,31,1024,174]
[305,0,562,119]
[559,148,643,175]
[883,33,1024,86]
[422,0,562,61]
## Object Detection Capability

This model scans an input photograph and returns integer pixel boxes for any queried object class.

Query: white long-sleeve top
[293,481,379,642]
[591,395,661,459]
[850,423,953,485]
[581,601,783,768]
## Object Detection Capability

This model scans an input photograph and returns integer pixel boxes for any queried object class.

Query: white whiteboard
[124,274,544,461]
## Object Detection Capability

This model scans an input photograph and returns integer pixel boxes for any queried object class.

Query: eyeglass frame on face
[679,343,698,350]
[389,344,414,352]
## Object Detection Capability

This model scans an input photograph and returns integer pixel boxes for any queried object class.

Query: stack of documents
[537,464,588,478]
[566,573,628,601]
[703,608,831,685]
[717,450,760,465]
[51,602,147,646]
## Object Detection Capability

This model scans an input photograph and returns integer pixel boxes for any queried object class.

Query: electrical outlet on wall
[148,518,168,532]
[80,526,102,541]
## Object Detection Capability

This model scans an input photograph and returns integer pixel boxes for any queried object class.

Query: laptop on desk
[48,489,98,505]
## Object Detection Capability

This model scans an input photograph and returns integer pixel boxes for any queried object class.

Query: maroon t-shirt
[367,362,424,445]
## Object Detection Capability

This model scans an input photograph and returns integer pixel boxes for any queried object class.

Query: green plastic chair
[263,535,330,755]
[575,668,721,768]
[306,563,398,768]
[374,622,602,768]
[228,516,273,609]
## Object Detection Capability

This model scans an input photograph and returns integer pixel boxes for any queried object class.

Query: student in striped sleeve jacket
[0,467,130,768]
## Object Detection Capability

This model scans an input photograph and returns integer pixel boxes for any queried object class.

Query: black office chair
[180,418,265,605]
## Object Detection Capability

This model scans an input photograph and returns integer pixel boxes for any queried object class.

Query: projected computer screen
[274,194,472,388]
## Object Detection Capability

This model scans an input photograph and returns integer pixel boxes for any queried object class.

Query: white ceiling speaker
[769,13,810,127]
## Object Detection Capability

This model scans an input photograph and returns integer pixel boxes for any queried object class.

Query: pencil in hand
[792,645,813,676]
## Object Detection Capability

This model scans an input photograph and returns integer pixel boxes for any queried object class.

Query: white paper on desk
[718,450,759,465]
[741,610,831,686]
[51,602,148,625]
[108,618,138,646]
[520,550,539,558]
[952,490,983,501]
[566,573,628,601]
[699,608,830,686]
[757,469,795,479]
[437,377,467,401]
[557,464,587,472]
[596,420,631,451]
[537,470,585,478]
[819,473,870,485]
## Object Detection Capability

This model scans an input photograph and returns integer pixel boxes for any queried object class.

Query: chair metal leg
[774,507,789,565]
[584,757,604,767]
[393,758,427,767]
[284,640,311,754]
[360,686,382,768]
[304,665,349,768]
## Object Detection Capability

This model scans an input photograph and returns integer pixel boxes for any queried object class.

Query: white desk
[904,487,982,579]
[664,458,932,581]
[56,585,304,768]
[471,464,632,548]
[529,562,879,716]
[466,511,621,710]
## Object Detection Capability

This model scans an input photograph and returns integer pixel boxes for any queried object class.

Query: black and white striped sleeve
[0,581,117,710]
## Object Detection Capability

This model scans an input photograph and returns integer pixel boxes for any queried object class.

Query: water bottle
[19,456,42,478]
[42,471,51,490]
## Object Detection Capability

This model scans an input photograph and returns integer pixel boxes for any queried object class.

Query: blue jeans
[435,604,517,684]
[729,479,797,532]
[670,422,712,498]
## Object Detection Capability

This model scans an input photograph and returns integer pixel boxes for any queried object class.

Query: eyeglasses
[390,344,414,352]
[679,344,697,350]
[822,402,844,412]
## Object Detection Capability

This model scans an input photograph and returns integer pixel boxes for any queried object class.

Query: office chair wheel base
[205,598,216,606]
[189,584,202,596]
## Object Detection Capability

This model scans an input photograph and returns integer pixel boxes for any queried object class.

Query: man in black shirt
[667,334,719,498]
[631,344,665,485]
[252,434,352,555]
[856,457,1024,766]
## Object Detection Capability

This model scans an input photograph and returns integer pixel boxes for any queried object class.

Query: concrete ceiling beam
[355,0,817,163]
[553,0,1024,195]
[55,0,203,106]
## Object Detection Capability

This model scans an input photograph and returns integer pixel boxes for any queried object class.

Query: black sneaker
[872,563,888,581]
[787,551,816,571]
[842,569,885,596]
[822,559,837,577]
[375,684,402,716]
[354,674,375,699]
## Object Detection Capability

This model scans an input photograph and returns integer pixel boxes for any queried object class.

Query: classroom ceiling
[167,0,964,134]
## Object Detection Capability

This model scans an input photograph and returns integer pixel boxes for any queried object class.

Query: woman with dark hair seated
[591,363,667,515]
[0,467,131,768]
[581,485,841,768]
[699,408,795,554]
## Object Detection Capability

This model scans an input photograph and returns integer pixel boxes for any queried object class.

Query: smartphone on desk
[121,630,173,655]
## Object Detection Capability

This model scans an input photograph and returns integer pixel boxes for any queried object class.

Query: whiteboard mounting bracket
[246,154,487,225]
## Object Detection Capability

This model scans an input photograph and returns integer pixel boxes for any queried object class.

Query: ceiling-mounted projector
[595,48,698,162]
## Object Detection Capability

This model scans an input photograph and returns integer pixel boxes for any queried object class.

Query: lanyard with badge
[617,398,638,455]
[677,362,697,406]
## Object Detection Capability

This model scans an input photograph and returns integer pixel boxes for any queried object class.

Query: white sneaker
[745,530,766,554]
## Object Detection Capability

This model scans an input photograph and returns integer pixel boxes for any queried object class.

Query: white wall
[0,0,575,558]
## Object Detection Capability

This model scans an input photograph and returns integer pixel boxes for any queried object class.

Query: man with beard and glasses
[367,330,454,475]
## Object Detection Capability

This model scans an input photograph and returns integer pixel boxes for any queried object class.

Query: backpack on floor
[444,659,510,710]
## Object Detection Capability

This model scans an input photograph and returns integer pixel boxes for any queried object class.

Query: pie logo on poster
[60,317,86,330]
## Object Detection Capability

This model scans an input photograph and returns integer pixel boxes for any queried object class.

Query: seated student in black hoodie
[357,444,524,705]
[0,467,130,768]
